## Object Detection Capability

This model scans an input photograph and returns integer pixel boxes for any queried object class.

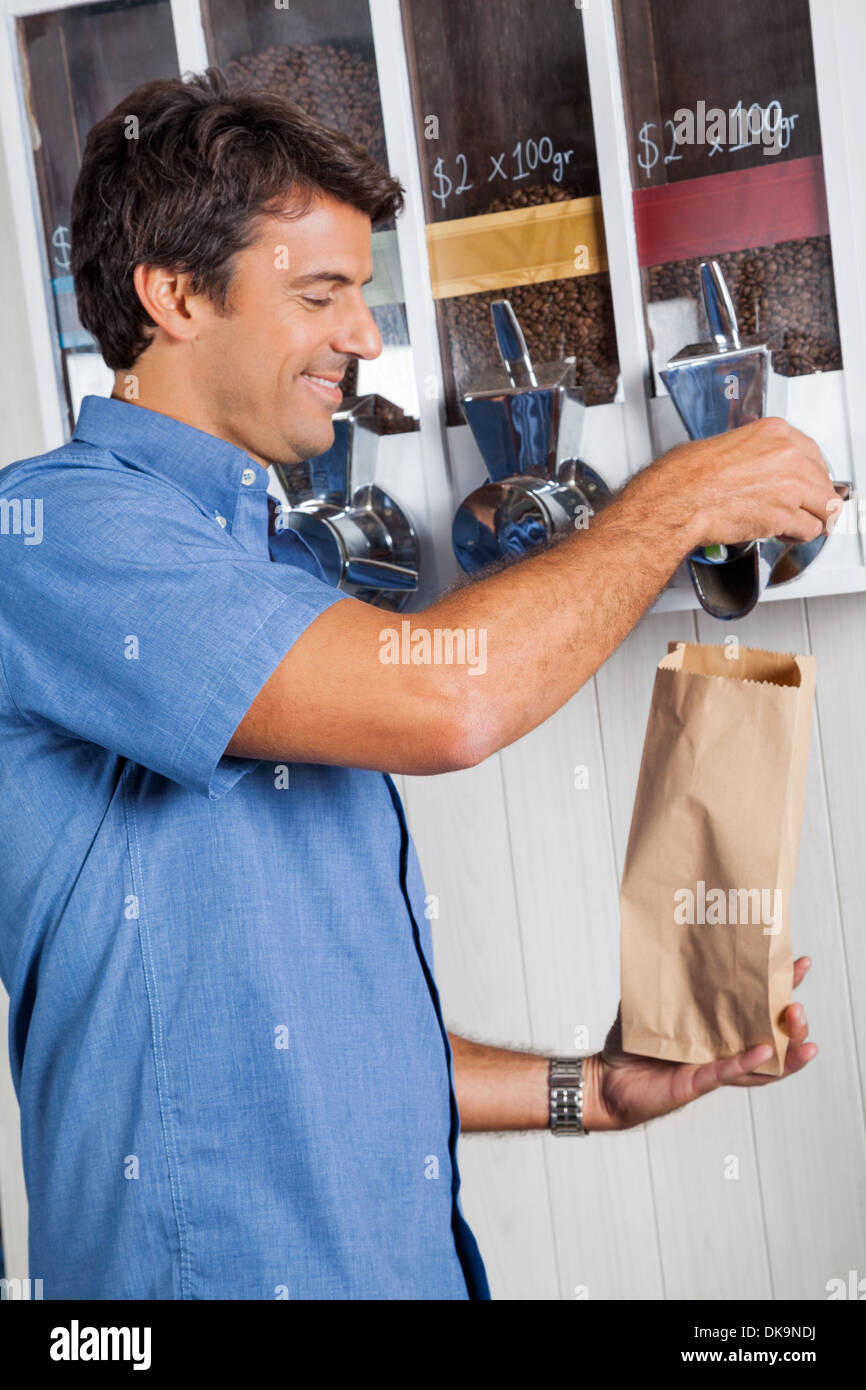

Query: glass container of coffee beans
[16,0,181,437]
[614,0,842,393]
[401,0,621,426]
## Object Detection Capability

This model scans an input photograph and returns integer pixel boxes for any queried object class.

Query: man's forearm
[422,462,698,763]
[448,1032,608,1133]
[227,456,699,776]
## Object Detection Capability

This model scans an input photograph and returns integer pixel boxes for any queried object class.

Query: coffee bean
[224,39,389,165]
[647,236,842,376]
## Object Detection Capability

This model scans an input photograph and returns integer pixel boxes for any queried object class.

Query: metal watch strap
[549,1056,589,1136]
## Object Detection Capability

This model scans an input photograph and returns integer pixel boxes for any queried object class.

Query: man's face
[194,192,382,467]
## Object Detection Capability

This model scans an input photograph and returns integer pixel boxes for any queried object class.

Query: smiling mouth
[300,372,344,403]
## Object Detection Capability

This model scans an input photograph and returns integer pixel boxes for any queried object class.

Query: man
[0,69,824,1301]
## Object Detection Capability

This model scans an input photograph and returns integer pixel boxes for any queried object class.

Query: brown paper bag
[620,641,816,1077]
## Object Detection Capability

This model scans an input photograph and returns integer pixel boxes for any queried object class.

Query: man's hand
[633,417,838,549]
[583,956,817,1133]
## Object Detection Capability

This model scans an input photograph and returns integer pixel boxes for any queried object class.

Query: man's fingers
[782,420,831,473]
[782,1042,818,1075]
[718,1044,775,1082]
[786,959,811,1044]
[729,1040,819,1086]
[784,1002,809,1046]
[797,484,845,529]
[691,1043,774,1097]
[690,969,816,1095]
[768,418,830,476]
[778,503,830,542]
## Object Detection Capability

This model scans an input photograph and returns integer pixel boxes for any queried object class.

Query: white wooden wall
[398,587,866,1300]
[0,118,39,1288]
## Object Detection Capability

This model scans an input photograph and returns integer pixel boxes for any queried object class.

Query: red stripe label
[633,155,830,266]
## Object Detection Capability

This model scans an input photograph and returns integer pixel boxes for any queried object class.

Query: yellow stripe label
[425,196,607,300]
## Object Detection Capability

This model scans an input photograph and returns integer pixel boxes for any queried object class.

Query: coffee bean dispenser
[451,301,611,573]
[5,0,864,615]
[661,261,851,619]
[272,396,420,612]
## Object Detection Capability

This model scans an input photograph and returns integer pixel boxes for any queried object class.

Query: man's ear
[132,263,199,344]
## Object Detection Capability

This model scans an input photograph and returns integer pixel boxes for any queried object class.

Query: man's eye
[303,296,333,307]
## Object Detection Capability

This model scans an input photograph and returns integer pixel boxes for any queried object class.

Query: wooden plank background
[399,589,866,1299]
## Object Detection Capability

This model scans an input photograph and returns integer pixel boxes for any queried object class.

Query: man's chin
[288,419,336,464]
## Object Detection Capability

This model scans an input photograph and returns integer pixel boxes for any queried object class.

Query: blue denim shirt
[0,393,490,1300]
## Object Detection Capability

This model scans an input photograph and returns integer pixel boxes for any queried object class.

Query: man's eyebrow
[288,269,375,288]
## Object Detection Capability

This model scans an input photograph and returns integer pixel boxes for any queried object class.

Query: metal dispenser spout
[273,396,419,612]
[660,259,850,619]
[660,259,782,457]
[452,300,611,573]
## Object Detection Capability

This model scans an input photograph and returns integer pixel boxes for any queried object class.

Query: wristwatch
[548,1056,589,1136]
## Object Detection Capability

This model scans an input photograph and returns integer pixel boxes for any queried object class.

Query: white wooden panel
[0,6,65,450]
[168,0,208,73]
[581,0,654,470]
[805,593,866,1115]
[810,0,866,497]
[0,114,42,467]
[398,760,560,1299]
[401,585,866,1300]
[693,597,866,1298]
[370,0,461,604]
[0,95,37,1288]
[497,679,664,1299]
[0,987,27,1283]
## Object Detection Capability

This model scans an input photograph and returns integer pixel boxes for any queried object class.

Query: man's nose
[335,295,382,362]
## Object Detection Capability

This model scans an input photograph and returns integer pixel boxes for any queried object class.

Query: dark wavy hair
[70,66,404,371]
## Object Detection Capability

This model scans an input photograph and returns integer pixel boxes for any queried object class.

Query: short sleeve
[0,463,350,798]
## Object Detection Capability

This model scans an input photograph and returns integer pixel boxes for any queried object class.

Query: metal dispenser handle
[701,260,741,351]
[344,557,418,590]
[491,299,538,386]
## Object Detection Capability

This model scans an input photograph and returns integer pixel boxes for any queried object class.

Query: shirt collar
[72,394,271,533]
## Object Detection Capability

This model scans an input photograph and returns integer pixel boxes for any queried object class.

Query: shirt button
[241,468,257,486]
[215,513,227,528]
